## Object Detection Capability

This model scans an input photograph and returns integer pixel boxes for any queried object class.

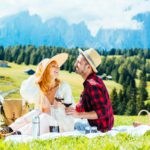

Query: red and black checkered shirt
[76,73,114,132]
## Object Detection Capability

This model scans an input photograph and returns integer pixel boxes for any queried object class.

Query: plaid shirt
[76,73,114,132]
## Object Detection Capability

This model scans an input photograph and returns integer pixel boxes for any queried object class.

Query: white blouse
[20,75,75,107]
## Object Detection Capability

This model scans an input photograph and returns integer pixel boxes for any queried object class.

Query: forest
[0,45,150,115]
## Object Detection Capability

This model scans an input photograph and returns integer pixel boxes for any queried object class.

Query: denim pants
[74,119,90,131]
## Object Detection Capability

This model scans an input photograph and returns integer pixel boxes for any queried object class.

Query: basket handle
[138,109,150,124]
[138,110,149,116]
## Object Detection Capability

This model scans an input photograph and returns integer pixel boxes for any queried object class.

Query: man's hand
[65,107,80,118]
[65,107,98,119]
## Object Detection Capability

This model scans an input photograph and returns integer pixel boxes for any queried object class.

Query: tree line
[0,45,150,115]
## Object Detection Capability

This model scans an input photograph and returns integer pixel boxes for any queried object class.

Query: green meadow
[0,62,150,149]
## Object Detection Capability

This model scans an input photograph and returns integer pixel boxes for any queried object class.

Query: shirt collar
[83,72,96,87]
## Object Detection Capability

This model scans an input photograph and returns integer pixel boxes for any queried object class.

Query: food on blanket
[91,126,98,133]
[85,126,91,134]
[49,126,59,133]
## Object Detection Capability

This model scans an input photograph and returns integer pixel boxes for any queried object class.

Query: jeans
[74,119,90,131]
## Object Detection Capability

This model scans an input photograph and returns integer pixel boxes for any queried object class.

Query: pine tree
[125,81,137,115]
[4,48,12,62]
[0,46,4,60]
[110,88,118,114]
[136,68,148,113]
[16,50,25,64]
[117,90,125,115]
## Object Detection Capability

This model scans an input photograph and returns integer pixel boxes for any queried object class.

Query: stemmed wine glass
[55,90,64,103]
[55,90,72,107]
[62,101,72,107]
[0,104,4,126]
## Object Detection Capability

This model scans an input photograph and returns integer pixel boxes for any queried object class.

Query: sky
[0,0,150,35]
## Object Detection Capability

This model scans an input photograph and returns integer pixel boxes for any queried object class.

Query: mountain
[0,11,150,49]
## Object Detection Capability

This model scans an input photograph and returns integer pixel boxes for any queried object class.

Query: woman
[0,53,75,137]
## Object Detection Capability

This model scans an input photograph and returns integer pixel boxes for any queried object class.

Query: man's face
[74,54,89,75]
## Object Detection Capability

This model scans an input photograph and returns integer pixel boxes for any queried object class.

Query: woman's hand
[53,100,64,108]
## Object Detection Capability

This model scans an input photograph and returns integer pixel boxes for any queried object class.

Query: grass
[0,134,150,150]
[0,115,149,150]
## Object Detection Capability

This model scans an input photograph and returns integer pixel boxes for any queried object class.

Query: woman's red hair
[37,61,60,95]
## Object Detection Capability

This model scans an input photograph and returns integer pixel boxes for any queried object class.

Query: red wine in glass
[55,97,64,102]
[63,102,72,107]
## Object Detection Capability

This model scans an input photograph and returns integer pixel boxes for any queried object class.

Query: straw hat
[35,53,68,82]
[78,48,101,73]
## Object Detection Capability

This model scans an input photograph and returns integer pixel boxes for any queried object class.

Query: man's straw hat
[78,48,101,73]
[35,53,68,82]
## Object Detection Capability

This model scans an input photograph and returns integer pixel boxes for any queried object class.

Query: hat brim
[36,53,68,82]
[78,49,98,73]
[48,53,68,68]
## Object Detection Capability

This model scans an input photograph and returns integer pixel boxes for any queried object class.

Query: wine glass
[55,90,64,103]
[0,104,4,125]
[62,101,72,107]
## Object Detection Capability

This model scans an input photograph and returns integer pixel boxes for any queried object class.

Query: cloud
[0,0,150,35]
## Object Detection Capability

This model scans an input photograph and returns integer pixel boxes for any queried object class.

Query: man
[66,48,114,132]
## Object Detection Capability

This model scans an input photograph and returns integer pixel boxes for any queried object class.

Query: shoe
[12,131,21,135]
[0,127,13,138]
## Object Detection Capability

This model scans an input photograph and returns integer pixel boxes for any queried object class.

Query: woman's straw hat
[78,48,101,73]
[35,53,68,82]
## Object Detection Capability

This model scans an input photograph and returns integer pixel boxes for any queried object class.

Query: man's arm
[65,107,98,119]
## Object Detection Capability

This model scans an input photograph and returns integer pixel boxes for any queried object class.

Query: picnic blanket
[4,125,150,143]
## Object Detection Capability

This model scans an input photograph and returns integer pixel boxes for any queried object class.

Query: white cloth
[5,125,150,143]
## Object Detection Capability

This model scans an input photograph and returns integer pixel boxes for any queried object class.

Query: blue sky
[0,0,150,35]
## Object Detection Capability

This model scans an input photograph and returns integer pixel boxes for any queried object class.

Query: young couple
[0,48,114,137]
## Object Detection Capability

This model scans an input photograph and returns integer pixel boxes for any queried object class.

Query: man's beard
[75,66,86,75]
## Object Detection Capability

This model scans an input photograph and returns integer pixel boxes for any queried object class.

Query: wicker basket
[133,110,150,127]
[1,99,29,126]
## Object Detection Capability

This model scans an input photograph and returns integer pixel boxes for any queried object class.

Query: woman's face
[49,62,60,78]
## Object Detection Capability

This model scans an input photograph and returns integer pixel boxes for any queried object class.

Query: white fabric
[51,107,74,132]
[0,95,4,103]
[56,82,75,105]
[20,75,40,104]
[10,108,75,135]
[5,125,150,143]
[20,75,74,107]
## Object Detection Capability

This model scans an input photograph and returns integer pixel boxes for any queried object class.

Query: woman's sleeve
[20,75,40,105]
[61,82,75,106]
